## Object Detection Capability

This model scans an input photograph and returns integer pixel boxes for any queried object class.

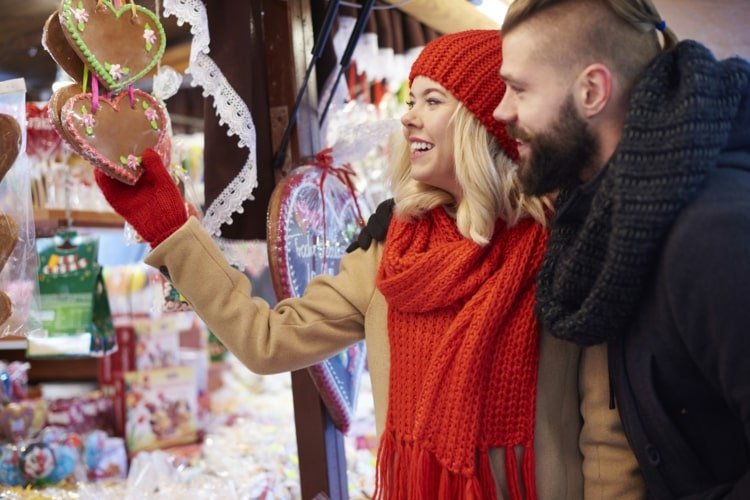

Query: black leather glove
[346,198,394,253]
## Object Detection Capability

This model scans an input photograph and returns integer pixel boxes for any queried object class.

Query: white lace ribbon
[163,0,258,238]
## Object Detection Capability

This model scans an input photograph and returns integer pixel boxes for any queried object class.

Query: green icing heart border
[61,0,166,92]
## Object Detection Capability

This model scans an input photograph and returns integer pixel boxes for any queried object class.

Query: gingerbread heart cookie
[0,292,11,326]
[0,214,18,326]
[0,214,19,273]
[59,0,166,91]
[49,83,83,145]
[0,114,21,184]
[42,10,86,82]
[60,89,170,184]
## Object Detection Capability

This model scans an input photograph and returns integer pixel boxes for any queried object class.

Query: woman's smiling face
[401,76,461,199]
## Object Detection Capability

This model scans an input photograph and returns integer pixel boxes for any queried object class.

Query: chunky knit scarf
[375,207,548,499]
[537,41,750,346]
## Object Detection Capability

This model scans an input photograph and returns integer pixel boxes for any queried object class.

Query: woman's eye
[405,100,415,109]
[426,98,441,106]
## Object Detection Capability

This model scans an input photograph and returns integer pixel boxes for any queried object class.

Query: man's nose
[493,93,515,124]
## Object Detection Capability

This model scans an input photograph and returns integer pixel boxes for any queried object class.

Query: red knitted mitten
[94,149,187,247]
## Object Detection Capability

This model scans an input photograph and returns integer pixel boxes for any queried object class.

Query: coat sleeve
[144,217,376,375]
[579,343,646,499]
[665,198,750,499]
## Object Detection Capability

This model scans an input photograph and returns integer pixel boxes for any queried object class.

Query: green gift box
[29,236,115,358]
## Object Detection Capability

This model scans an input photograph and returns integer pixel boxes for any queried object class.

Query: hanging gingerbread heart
[60,89,170,185]
[48,83,81,143]
[42,10,86,83]
[59,0,166,92]
[0,114,21,184]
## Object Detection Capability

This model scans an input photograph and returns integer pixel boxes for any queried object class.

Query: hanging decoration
[162,0,258,238]
[40,0,171,189]
[60,90,171,185]
[59,0,167,92]
[266,151,367,433]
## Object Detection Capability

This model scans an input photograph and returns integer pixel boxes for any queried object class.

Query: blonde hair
[388,104,549,245]
[503,0,679,92]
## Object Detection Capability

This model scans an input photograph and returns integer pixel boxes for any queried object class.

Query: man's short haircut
[502,0,678,91]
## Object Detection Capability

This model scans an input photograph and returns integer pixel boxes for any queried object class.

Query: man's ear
[573,63,613,118]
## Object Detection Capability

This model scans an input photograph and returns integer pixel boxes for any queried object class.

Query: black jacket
[607,88,750,499]
[539,41,750,499]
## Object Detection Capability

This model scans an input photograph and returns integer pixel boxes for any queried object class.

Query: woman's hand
[94,149,188,247]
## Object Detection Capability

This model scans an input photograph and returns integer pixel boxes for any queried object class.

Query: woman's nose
[401,108,420,129]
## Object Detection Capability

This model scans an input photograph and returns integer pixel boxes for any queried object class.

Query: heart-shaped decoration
[267,166,367,433]
[0,292,11,326]
[0,214,19,273]
[49,83,81,143]
[61,89,170,185]
[42,10,86,82]
[0,403,35,443]
[59,0,166,91]
[0,213,18,326]
[0,114,21,183]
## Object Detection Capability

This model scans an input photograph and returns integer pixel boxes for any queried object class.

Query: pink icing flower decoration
[145,108,158,122]
[109,64,123,81]
[126,155,140,171]
[82,113,95,129]
[72,8,89,25]
[143,27,157,46]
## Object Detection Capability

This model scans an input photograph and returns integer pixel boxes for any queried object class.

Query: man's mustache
[506,124,532,143]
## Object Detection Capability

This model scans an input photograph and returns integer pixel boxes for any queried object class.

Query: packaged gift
[30,234,115,357]
[20,426,82,487]
[120,365,199,454]
[83,429,127,481]
[132,316,180,371]
[0,442,23,485]
[0,79,43,338]
[45,391,111,435]
[0,361,30,403]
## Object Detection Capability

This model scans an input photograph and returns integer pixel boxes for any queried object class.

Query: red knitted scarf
[374,208,548,499]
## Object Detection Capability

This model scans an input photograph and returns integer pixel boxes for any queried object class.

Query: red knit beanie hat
[409,29,518,162]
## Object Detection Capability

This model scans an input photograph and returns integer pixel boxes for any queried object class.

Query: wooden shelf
[34,208,124,237]
[0,346,98,382]
[0,335,27,350]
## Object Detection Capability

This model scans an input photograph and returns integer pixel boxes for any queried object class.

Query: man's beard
[510,95,599,196]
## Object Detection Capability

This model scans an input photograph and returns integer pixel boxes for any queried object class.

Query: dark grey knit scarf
[536,41,750,346]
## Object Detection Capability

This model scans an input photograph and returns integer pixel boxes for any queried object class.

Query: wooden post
[262,0,348,498]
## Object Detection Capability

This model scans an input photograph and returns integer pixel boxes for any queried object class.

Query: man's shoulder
[675,162,750,227]
[663,164,750,270]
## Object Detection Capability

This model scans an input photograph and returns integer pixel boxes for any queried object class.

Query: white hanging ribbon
[162,0,258,238]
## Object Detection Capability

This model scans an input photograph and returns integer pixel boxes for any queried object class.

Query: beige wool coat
[146,217,645,499]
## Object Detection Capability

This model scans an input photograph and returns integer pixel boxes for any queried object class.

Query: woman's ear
[573,63,613,118]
